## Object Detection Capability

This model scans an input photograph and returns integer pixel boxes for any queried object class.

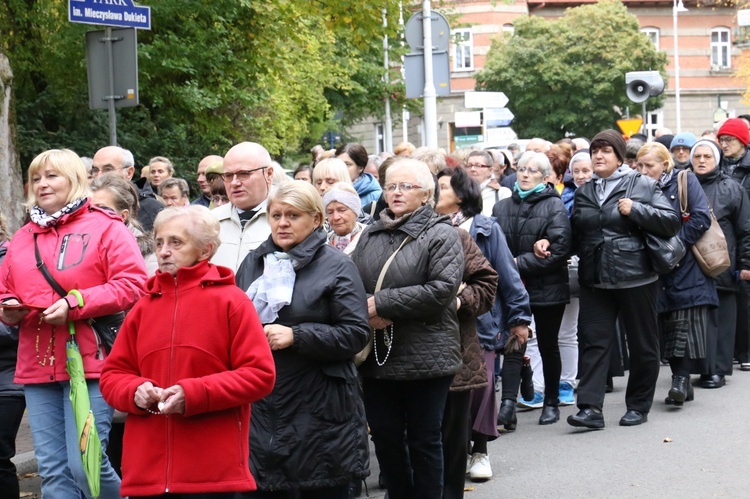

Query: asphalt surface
[16,364,750,498]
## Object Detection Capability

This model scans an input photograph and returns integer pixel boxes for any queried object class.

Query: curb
[12,450,37,477]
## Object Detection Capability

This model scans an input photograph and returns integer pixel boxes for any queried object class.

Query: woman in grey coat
[351,159,464,499]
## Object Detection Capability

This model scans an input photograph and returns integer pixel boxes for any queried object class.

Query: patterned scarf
[657,169,674,190]
[449,211,467,227]
[246,252,297,324]
[29,198,87,228]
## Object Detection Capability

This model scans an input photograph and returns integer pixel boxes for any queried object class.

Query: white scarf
[246,252,296,324]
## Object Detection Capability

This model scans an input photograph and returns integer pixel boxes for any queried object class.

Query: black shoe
[668,375,689,403]
[539,402,560,425]
[497,399,517,431]
[619,410,647,426]
[348,479,363,498]
[567,408,604,429]
[665,378,694,406]
[378,471,386,489]
[700,374,725,389]
[605,376,614,393]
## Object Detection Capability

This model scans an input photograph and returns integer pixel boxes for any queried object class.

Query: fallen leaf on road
[20,493,32,498]
[464,486,475,491]
[663,437,672,442]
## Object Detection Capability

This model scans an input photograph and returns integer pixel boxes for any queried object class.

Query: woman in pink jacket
[100,206,276,498]
[0,149,148,498]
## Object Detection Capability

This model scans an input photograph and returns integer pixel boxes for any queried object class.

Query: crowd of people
[1,116,750,499]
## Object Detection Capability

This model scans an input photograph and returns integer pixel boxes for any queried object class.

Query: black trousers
[576,282,660,414]
[531,304,566,402]
[0,395,25,499]
[245,486,349,499]
[735,281,750,364]
[707,290,736,376]
[442,390,471,499]
[363,375,453,499]
[139,493,249,499]
[500,343,526,401]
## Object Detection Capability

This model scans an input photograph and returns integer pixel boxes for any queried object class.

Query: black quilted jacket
[351,205,464,380]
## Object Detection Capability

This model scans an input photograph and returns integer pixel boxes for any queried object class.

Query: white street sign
[455,111,482,128]
[465,91,508,109]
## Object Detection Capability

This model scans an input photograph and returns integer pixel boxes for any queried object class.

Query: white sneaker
[468,452,492,481]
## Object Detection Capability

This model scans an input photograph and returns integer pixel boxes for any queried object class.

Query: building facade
[345,0,748,153]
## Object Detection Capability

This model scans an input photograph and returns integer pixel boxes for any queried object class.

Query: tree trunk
[0,51,25,233]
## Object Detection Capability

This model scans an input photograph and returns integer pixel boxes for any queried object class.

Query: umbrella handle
[67,290,85,337]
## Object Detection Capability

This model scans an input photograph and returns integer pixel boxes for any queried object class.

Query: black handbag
[34,234,124,354]
[624,174,686,275]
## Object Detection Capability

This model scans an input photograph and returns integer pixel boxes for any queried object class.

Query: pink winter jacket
[0,201,147,384]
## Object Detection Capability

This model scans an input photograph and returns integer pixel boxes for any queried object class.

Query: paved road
[18,365,750,498]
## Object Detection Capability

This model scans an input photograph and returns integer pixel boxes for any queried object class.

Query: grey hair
[517,151,552,177]
[149,156,174,175]
[411,147,447,173]
[386,158,436,207]
[153,205,221,259]
[121,149,135,168]
[158,178,190,198]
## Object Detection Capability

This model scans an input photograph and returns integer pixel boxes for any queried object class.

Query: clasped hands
[367,296,392,330]
[135,381,185,415]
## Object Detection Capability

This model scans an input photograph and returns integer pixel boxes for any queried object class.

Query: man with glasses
[465,150,511,216]
[91,146,164,231]
[210,141,274,271]
[717,118,750,373]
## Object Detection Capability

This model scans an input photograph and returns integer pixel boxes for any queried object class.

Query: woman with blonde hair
[0,149,147,497]
[236,181,370,498]
[312,158,351,196]
[636,142,718,403]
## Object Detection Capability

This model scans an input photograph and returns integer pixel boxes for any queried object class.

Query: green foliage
[1,0,406,183]
[475,0,668,140]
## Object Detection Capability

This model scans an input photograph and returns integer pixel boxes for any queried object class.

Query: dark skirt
[468,349,499,439]
[659,305,710,360]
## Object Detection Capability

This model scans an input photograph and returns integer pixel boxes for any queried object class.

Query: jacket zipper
[165,275,179,493]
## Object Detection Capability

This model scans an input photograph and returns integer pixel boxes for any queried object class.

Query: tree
[0,51,25,232]
[1,0,407,183]
[474,0,668,140]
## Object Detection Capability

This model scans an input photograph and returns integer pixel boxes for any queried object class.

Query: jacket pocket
[611,236,648,282]
[313,363,357,423]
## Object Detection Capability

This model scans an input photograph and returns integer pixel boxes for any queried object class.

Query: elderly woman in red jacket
[100,206,276,498]
[0,149,147,498]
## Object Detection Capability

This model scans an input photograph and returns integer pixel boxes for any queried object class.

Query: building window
[645,110,663,141]
[641,27,659,51]
[711,27,731,69]
[452,29,473,71]
[502,24,514,36]
[375,123,385,154]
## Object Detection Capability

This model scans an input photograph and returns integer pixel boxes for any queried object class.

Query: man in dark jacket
[92,146,164,232]
[717,118,750,371]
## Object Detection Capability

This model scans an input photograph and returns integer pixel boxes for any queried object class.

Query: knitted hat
[590,130,627,163]
[670,132,697,151]
[717,118,750,147]
[655,134,674,150]
[689,139,721,166]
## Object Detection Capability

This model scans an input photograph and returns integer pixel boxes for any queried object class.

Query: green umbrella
[66,290,101,498]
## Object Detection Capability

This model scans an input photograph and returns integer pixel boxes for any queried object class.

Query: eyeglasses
[466,163,491,170]
[221,167,268,182]
[211,195,229,204]
[718,136,737,145]
[91,166,126,175]
[385,182,422,193]
[517,166,542,174]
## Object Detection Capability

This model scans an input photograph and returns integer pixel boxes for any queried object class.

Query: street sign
[85,28,139,109]
[404,11,451,53]
[69,0,151,30]
[739,9,750,27]
[404,52,451,99]
[485,127,517,143]
[465,91,508,109]
[616,118,643,137]
[485,108,514,128]
[455,111,481,128]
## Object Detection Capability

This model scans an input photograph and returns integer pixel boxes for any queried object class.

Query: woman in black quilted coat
[492,151,572,426]
[351,159,464,499]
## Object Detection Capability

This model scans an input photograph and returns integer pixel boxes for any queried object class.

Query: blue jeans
[25,381,122,498]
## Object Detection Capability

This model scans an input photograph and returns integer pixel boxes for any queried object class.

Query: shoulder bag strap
[34,234,67,298]
[375,235,413,292]
[677,169,689,216]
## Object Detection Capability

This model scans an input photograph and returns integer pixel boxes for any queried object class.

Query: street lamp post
[673,0,688,133]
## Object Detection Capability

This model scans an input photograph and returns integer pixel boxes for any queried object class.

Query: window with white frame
[711,27,731,68]
[502,24,514,36]
[645,110,663,141]
[375,123,385,154]
[452,29,473,71]
[641,27,659,51]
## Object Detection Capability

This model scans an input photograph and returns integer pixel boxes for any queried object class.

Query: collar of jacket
[148,259,234,295]
[510,183,559,203]
[29,199,122,233]
[693,165,723,185]
[370,204,446,238]
[577,169,639,204]
[252,227,327,271]
[470,213,494,238]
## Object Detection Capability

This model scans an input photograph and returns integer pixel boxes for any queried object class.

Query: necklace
[35,315,56,366]
[373,324,394,367]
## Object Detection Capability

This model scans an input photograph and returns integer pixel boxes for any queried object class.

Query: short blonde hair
[26,149,90,209]
[269,180,324,223]
[153,205,221,259]
[149,156,174,175]
[636,142,674,173]
[312,158,351,186]
[385,158,436,207]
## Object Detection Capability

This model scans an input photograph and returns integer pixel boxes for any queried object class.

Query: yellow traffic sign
[617,118,643,137]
